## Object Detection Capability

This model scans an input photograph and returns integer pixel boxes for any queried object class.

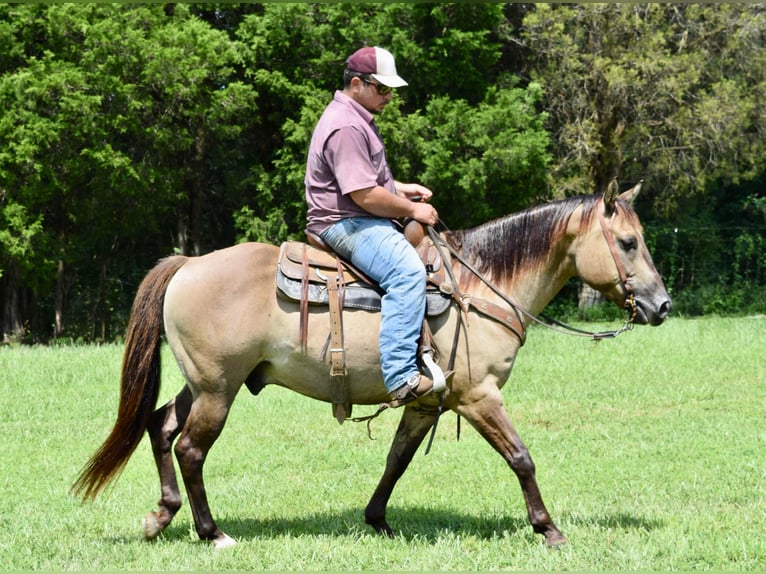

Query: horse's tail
[71,255,188,501]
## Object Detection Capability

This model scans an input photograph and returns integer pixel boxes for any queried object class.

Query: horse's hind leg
[459,388,567,547]
[143,385,192,540]
[365,406,437,536]
[174,391,236,549]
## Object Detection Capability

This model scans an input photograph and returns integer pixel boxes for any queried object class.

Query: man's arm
[349,186,439,226]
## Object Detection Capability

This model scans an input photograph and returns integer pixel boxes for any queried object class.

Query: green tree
[0,44,103,338]
[398,82,551,227]
[522,3,765,206]
[0,4,256,340]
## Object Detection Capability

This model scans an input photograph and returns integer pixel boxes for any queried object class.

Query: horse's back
[165,242,279,314]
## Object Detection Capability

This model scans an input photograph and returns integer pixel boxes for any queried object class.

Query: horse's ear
[619,179,643,205]
[603,178,620,215]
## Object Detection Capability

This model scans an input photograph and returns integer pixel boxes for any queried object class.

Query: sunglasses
[363,78,393,96]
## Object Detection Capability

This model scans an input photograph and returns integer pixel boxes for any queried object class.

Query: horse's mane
[446,194,603,285]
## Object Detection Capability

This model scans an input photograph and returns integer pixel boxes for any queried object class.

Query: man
[305,46,439,406]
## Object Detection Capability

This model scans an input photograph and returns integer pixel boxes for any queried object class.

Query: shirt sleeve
[323,126,381,195]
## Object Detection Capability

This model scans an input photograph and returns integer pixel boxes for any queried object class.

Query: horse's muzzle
[635,296,673,326]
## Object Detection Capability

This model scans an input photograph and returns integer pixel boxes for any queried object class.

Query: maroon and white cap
[346,46,408,88]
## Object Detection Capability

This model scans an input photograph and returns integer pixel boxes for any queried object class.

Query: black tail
[71,255,187,500]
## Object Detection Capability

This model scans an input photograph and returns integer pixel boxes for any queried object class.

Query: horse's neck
[455,251,571,319]
[448,208,577,318]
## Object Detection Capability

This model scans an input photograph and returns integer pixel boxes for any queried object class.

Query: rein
[353,201,637,443]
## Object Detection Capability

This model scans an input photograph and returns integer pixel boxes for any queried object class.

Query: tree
[398,81,551,226]
[0,4,256,340]
[0,38,104,338]
[521,3,765,209]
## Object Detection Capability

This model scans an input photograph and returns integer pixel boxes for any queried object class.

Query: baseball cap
[346,46,408,88]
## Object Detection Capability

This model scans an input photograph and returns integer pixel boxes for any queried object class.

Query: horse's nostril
[659,300,672,318]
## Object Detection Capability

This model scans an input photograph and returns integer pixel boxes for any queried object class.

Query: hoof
[366,518,395,538]
[142,512,162,541]
[212,533,237,549]
[545,533,568,548]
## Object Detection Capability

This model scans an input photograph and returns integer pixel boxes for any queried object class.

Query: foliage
[522,3,766,204]
[0,3,257,339]
[402,81,551,227]
[0,3,764,341]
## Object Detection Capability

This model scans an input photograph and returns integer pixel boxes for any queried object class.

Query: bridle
[596,199,638,324]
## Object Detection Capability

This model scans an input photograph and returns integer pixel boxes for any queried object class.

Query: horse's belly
[263,307,390,405]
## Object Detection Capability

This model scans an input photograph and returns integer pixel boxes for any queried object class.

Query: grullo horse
[73,180,671,548]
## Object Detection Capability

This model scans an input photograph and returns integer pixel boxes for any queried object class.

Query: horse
[72,179,672,549]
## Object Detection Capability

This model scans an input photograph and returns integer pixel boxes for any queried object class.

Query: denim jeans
[321,217,425,393]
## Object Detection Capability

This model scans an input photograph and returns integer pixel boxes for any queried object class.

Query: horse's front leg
[143,385,192,540]
[458,386,567,547]
[365,405,437,536]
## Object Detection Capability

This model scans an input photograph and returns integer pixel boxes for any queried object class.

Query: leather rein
[353,201,637,446]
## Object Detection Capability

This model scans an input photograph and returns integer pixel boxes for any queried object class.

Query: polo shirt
[305,90,396,235]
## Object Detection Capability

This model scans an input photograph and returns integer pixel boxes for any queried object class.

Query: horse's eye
[619,237,637,252]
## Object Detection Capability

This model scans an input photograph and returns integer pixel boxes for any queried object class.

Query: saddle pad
[275,250,452,316]
[279,249,361,286]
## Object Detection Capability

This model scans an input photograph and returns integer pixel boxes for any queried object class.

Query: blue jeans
[321,217,425,393]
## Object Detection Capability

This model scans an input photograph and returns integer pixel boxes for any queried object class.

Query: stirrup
[421,349,447,393]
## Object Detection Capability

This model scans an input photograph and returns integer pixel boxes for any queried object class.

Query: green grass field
[1,316,764,570]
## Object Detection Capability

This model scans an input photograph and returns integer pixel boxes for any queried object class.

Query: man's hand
[395,181,433,203]
[410,201,439,226]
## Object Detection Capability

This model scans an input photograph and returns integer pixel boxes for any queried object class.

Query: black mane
[447,194,602,284]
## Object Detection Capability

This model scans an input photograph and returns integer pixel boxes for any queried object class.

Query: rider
[305,46,439,406]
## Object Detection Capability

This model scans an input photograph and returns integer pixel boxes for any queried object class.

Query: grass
[0,316,764,570]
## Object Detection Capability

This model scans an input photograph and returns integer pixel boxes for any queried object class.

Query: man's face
[351,76,394,114]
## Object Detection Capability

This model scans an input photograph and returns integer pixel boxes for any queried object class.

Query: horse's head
[573,179,672,326]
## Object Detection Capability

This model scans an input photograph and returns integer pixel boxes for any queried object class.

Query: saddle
[276,241,453,315]
[275,228,455,424]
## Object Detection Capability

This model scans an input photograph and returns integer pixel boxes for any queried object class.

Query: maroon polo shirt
[305,91,396,235]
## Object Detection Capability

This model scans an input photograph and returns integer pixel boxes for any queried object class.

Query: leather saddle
[274,227,455,424]
[276,239,453,316]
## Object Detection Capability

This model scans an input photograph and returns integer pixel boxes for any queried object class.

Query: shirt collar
[334,90,374,125]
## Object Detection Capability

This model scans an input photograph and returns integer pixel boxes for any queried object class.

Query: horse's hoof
[213,533,237,549]
[142,512,162,541]
[366,518,395,538]
[545,533,568,548]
